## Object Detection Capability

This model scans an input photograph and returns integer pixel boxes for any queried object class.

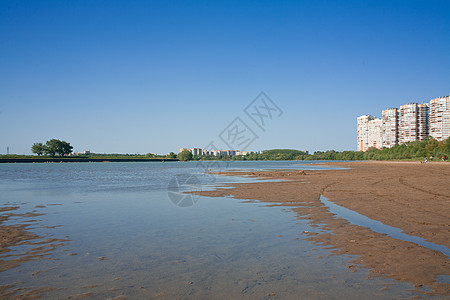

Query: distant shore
[191,161,450,296]
[0,158,178,163]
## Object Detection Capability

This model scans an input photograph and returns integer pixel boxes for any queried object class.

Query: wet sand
[192,161,450,296]
[0,206,68,299]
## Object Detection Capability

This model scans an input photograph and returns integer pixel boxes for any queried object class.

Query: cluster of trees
[177,150,193,161]
[31,139,73,157]
[146,152,177,159]
[352,137,450,161]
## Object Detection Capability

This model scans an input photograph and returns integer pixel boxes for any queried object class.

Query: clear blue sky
[1,0,449,154]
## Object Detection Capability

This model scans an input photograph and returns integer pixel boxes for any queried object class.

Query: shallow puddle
[320,195,450,257]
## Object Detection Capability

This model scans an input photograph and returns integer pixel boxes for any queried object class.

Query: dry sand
[192,161,450,296]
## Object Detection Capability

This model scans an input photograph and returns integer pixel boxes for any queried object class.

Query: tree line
[32,139,73,156]
[29,137,450,160]
[177,137,450,161]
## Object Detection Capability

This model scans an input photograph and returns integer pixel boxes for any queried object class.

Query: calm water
[0,161,419,299]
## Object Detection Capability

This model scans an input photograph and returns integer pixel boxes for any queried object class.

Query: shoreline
[191,161,450,296]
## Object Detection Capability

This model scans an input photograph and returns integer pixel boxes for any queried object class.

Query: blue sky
[1,0,449,154]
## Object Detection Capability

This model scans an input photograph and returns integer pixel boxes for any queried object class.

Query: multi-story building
[179,148,255,156]
[201,150,213,156]
[226,150,237,156]
[368,118,382,149]
[429,95,450,141]
[358,94,449,151]
[190,148,202,156]
[214,150,228,156]
[357,115,381,151]
[357,115,372,152]
[418,103,429,141]
[399,103,419,144]
[381,108,398,148]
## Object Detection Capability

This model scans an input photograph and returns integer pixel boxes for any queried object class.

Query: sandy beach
[193,161,450,296]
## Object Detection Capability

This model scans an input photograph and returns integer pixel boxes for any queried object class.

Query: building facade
[358,94,449,152]
[399,103,419,144]
[357,115,382,151]
[429,95,450,141]
[368,118,382,149]
[382,108,398,148]
[418,103,429,141]
[179,148,255,156]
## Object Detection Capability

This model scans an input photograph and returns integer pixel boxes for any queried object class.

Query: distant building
[191,148,202,156]
[429,95,450,141]
[418,103,429,141]
[226,150,237,156]
[179,147,255,156]
[236,151,254,155]
[69,150,91,156]
[357,115,376,151]
[359,94,448,151]
[368,118,382,149]
[214,150,228,156]
[399,103,419,144]
[382,108,398,148]
[201,149,213,156]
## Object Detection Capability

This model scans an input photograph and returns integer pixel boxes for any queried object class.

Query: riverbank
[192,161,450,296]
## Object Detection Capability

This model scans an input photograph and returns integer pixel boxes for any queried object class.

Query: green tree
[167,152,176,159]
[177,150,193,161]
[425,138,439,155]
[44,139,59,156]
[31,142,45,156]
[44,139,73,156]
[58,140,73,156]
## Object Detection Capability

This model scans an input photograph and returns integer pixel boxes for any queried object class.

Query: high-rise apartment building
[357,115,372,152]
[399,103,419,144]
[429,95,450,141]
[358,95,449,152]
[418,103,429,141]
[381,108,398,148]
[368,118,382,149]
[357,115,382,151]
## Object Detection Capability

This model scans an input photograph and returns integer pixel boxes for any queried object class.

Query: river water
[0,161,419,299]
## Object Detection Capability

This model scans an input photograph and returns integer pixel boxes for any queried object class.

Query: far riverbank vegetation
[1,137,449,162]
[187,137,450,161]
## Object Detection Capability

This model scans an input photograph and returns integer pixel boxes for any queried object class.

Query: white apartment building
[382,108,398,148]
[357,115,380,151]
[358,95,449,151]
[368,118,382,149]
[399,103,419,144]
[429,95,450,141]
[357,115,371,151]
